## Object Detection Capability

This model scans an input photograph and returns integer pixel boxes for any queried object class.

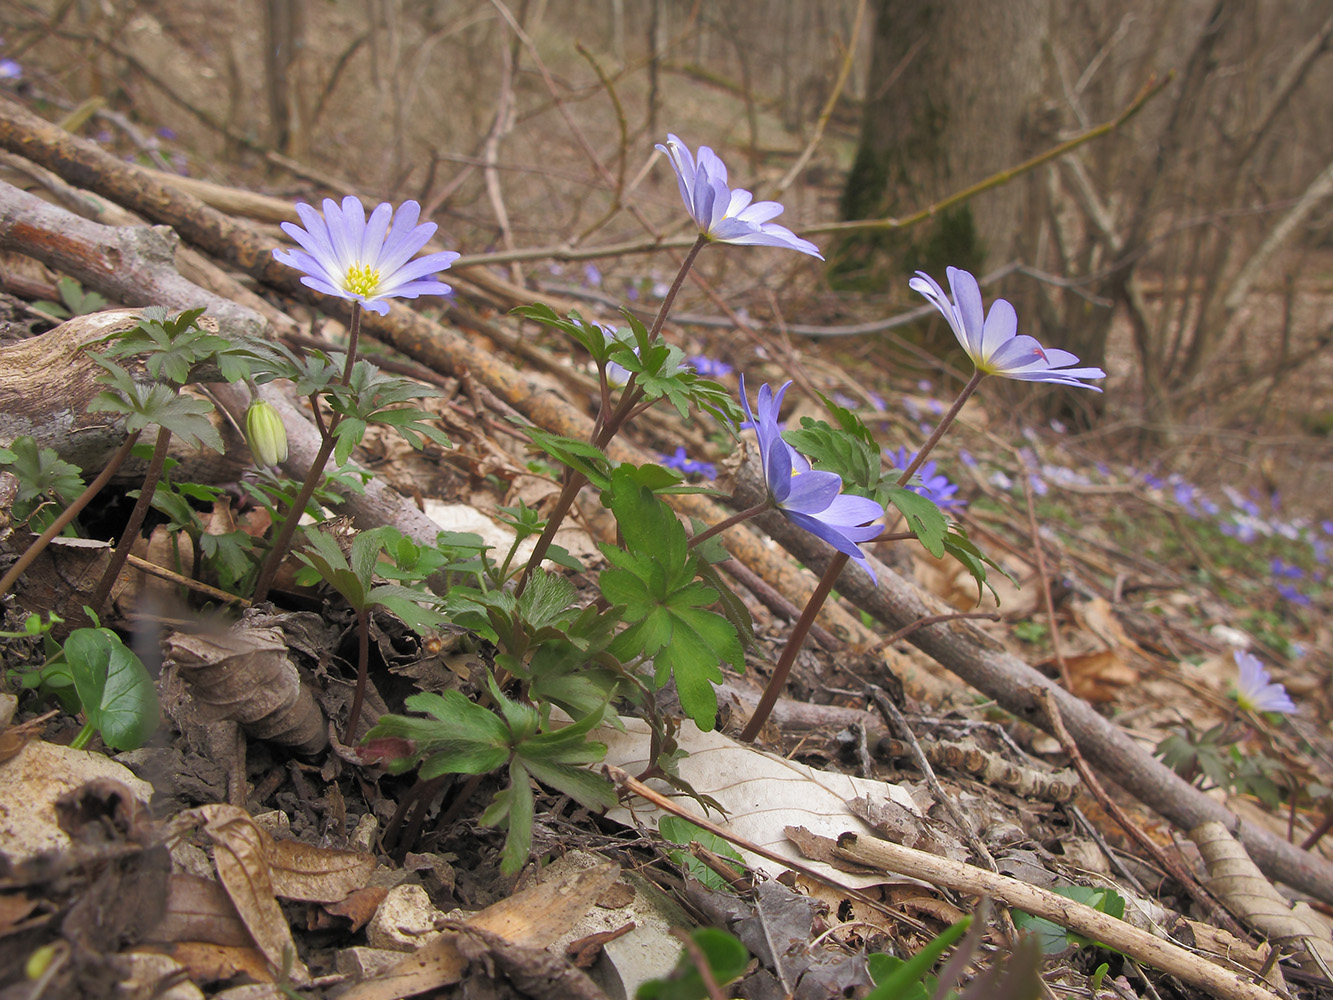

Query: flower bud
[245,401,288,466]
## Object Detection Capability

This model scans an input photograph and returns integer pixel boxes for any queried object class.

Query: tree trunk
[834,0,1048,288]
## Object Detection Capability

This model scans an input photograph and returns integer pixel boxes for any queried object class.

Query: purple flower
[909,267,1106,389]
[740,377,884,580]
[1275,583,1311,607]
[273,196,459,315]
[887,447,964,509]
[583,262,602,287]
[657,135,822,258]
[1270,558,1303,580]
[1232,650,1296,714]
[0,59,21,80]
[659,446,717,479]
[686,355,734,379]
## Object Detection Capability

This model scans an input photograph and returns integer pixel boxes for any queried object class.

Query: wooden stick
[835,832,1276,1000]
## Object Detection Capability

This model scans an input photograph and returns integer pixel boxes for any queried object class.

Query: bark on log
[2,96,1330,904]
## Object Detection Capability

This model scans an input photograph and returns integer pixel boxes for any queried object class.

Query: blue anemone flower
[909,267,1106,389]
[739,377,884,581]
[273,196,459,315]
[657,135,822,258]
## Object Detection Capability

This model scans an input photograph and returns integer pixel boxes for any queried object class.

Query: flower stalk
[252,302,363,603]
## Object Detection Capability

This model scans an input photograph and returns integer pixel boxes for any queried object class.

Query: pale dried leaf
[602,716,919,888]
[1193,820,1333,980]
[149,874,252,948]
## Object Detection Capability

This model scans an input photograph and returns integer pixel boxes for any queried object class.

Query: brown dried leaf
[148,874,252,948]
[339,860,619,1000]
[0,710,56,765]
[311,886,389,933]
[194,804,309,983]
[267,837,376,903]
[1051,649,1139,703]
[147,941,274,985]
[164,626,326,754]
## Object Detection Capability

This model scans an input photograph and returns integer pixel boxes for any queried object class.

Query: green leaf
[86,359,223,452]
[485,759,535,877]
[294,528,367,609]
[1011,885,1125,954]
[60,628,159,751]
[865,916,971,1000]
[516,424,613,490]
[942,526,1011,605]
[886,486,948,558]
[367,585,449,634]
[0,436,85,512]
[783,400,884,499]
[636,928,749,1000]
[366,690,511,775]
[658,816,746,892]
[99,306,227,385]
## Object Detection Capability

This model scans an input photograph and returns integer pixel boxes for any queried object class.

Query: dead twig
[1035,687,1251,943]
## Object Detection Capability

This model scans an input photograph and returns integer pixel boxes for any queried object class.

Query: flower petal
[781,469,843,514]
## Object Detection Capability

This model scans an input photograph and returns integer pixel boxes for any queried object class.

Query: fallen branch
[726,456,1333,906]
[833,831,1276,1000]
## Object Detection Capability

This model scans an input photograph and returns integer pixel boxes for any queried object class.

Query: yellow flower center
[344,263,381,298]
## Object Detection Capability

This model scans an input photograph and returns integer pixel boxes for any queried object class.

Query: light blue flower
[1232,650,1296,714]
[657,135,822,258]
[909,267,1106,389]
[740,378,883,580]
[273,196,459,315]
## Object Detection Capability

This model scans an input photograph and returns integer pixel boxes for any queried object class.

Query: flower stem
[0,432,142,600]
[738,551,843,743]
[648,235,708,342]
[738,369,986,742]
[688,503,771,550]
[516,239,708,595]
[89,425,173,613]
[252,302,363,603]
[345,606,371,743]
[895,369,984,485]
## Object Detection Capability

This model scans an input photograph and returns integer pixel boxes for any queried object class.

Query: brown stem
[89,424,172,613]
[251,424,340,603]
[739,371,986,742]
[252,302,363,602]
[513,469,587,597]
[518,240,708,595]
[738,550,845,743]
[687,502,770,550]
[647,234,707,342]
[344,606,371,743]
[0,432,141,599]
[895,370,984,484]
